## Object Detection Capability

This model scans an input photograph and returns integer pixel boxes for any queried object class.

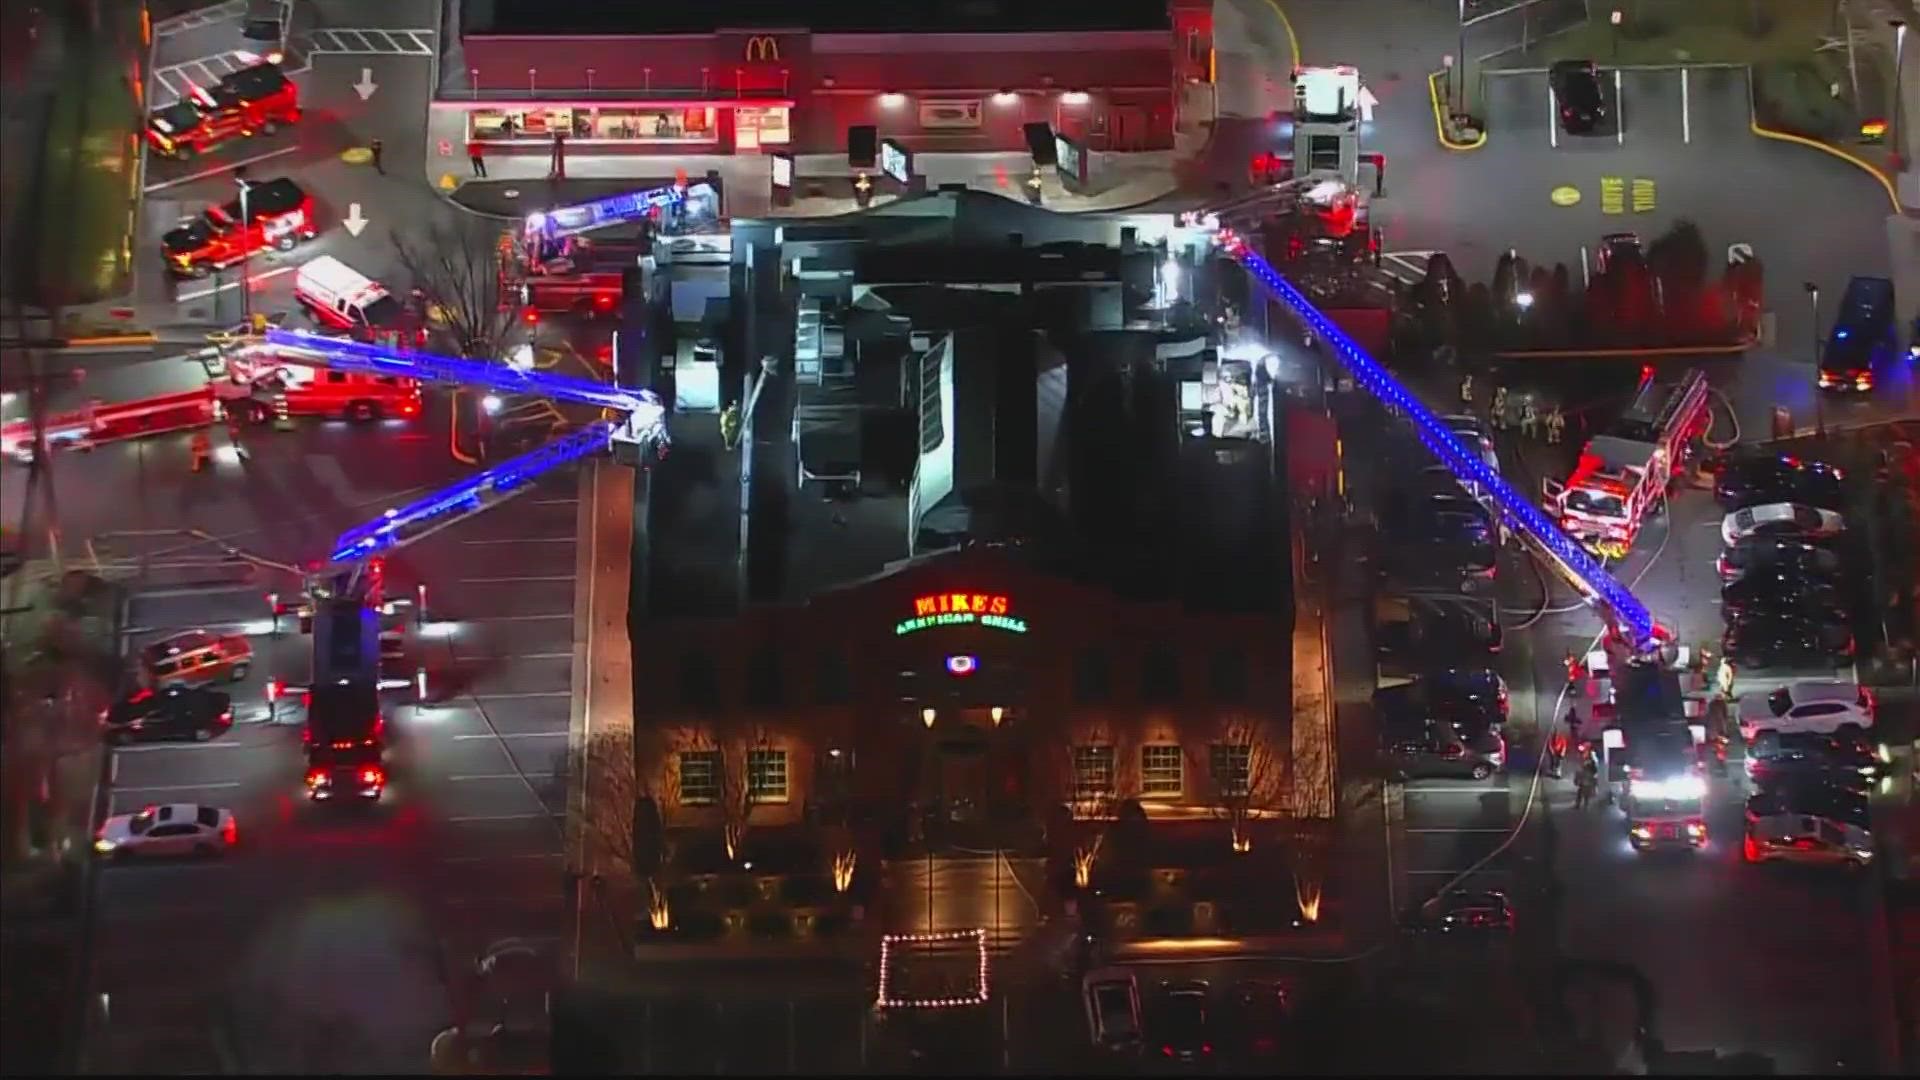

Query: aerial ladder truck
[503,180,722,323]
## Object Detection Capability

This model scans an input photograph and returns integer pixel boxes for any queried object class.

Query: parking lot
[68,408,590,1071]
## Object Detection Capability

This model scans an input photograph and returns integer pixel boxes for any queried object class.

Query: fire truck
[301,560,395,801]
[501,180,722,323]
[1542,368,1711,559]
[223,350,423,423]
[162,177,319,279]
[0,387,218,462]
[146,62,301,161]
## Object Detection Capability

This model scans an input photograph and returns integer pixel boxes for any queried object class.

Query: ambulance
[294,256,412,342]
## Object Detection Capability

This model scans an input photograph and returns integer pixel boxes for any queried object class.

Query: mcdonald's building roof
[462,0,1171,36]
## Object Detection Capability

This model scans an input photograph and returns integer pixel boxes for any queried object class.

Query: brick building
[447,0,1215,156]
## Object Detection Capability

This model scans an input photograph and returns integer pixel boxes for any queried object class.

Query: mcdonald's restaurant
[450,0,1215,157]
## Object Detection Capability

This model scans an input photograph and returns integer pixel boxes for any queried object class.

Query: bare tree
[1195,717,1286,854]
[667,720,774,861]
[1041,720,1143,888]
[390,218,517,359]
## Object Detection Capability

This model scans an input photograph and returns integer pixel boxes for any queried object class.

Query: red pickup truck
[162,177,319,279]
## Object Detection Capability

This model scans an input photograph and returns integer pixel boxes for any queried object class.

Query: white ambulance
[294,256,409,341]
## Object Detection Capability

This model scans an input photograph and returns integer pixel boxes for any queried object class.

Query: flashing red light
[593,292,615,310]
[522,307,539,325]
[222,819,238,843]
[129,689,153,703]
[1638,364,1655,386]
[305,768,326,786]
[360,767,384,785]
[266,679,282,702]
[1162,1046,1174,1058]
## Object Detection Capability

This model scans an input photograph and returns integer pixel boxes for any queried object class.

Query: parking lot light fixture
[1893,20,1908,169]
[1610,10,1623,58]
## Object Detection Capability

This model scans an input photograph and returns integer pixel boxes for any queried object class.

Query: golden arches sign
[744,35,780,63]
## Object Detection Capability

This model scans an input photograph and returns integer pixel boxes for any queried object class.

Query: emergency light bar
[331,421,617,562]
[1225,240,1660,649]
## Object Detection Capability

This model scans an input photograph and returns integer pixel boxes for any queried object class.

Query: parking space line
[1681,68,1691,143]
[143,144,304,193]
[530,498,578,506]
[459,537,572,545]
[111,743,247,753]
[112,782,241,793]
[175,265,297,303]
[1548,82,1558,149]
[512,651,575,660]
[1406,827,1511,834]
[1405,787,1508,794]
[440,852,563,864]
[468,613,572,622]
[458,575,575,583]
[447,813,563,822]
[407,31,434,53]
[452,731,569,740]
[1615,68,1624,145]
[1407,868,1506,875]
[471,691,572,701]
[155,0,247,35]
[449,772,556,781]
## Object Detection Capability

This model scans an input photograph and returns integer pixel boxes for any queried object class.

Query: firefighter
[1490,385,1509,430]
[1459,372,1474,407]
[467,139,487,178]
[369,138,385,175]
[189,430,212,473]
[1545,405,1566,445]
[1715,655,1735,698]
[1574,751,1599,809]
[224,413,249,461]
[1564,648,1587,686]
[718,400,742,450]
[1519,396,1539,439]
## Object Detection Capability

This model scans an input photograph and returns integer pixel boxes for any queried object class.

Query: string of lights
[876,928,991,1010]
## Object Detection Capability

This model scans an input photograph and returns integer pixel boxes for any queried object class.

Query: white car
[1736,681,1874,741]
[1720,503,1845,548]
[1082,968,1142,1054]
[95,803,236,859]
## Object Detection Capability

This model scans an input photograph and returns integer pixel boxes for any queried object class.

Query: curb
[1749,120,1902,212]
[1428,71,1486,151]
[1492,336,1758,360]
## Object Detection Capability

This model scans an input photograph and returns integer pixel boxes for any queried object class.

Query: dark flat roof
[463,0,1169,35]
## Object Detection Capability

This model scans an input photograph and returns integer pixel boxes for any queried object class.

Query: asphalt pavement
[3,354,597,1071]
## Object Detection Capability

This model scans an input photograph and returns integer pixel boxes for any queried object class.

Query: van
[295,256,409,341]
[1818,276,1897,393]
[140,629,253,689]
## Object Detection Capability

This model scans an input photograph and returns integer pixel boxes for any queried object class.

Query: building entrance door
[932,725,991,824]
[1110,106,1147,151]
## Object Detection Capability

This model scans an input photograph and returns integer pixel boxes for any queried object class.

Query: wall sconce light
[879,91,907,107]
[989,706,1005,726]
[921,707,937,728]
[992,90,1019,105]
[1060,90,1091,105]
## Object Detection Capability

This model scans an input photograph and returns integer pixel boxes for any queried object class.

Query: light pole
[1892,20,1908,170]
[1804,282,1825,434]
[235,176,254,325]
[1456,0,1467,115]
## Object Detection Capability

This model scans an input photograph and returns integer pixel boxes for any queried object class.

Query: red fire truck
[500,181,723,324]
[223,352,423,423]
[1,388,218,462]
[163,177,319,279]
[1542,368,1711,559]
[146,62,301,161]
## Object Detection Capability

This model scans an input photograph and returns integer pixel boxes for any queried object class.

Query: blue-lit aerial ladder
[236,328,667,565]
[522,183,687,252]
[1213,227,1664,651]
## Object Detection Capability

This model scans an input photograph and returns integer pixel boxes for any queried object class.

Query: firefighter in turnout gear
[719,400,742,450]
[1490,385,1509,431]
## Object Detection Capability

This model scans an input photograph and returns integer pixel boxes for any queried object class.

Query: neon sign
[896,592,1027,636]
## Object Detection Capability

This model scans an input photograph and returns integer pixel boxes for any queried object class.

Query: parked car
[1154,981,1214,1064]
[139,628,253,689]
[1720,570,1846,623]
[1743,780,1872,868]
[1404,889,1515,935]
[1737,681,1875,739]
[94,803,237,859]
[102,686,233,744]
[1719,502,1845,548]
[1084,968,1144,1056]
[1745,728,1878,789]
[1550,59,1607,134]
[1723,613,1854,669]
[1717,537,1846,585]
[1382,725,1506,781]
[1712,452,1846,511]
[1225,981,1291,1062]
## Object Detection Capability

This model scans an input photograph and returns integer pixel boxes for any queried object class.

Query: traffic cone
[272,392,294,432]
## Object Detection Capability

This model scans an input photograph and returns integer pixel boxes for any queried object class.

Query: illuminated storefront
[447,1,1213,156]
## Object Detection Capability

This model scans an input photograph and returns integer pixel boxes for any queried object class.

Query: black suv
[1550,60,1606,134]
[1723,613,1853,669]
[1717,537,1845,586]
[1713,452,1846,511]
[103,686,233,744]
[1720,570,1847,624]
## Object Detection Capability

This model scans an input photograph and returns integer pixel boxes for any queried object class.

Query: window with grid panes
[1072,745,1115,798]
[678,750,719,804]
[1210,744,1251,796]
[747,748,789,802]
[1140,744,1184,796]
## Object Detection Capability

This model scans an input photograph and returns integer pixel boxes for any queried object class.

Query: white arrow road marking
[344,203,369,237]
[1358,84,1379,123]
[354,67,378,100]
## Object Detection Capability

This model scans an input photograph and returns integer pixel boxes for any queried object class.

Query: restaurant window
[1209,744,1251,797]
[1140,744,1184,796]
[748,748,789,802]
[467,106,716,144]
[678,750,720,804]
[815,650,852,705]
[746,645,783,708]
[1140,644,1181,704]
[1073,648,1112,705]
[735,105,791,150]
[679,652,721,709]
[1072,745,1115,799]
[1209,648,1248,703]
